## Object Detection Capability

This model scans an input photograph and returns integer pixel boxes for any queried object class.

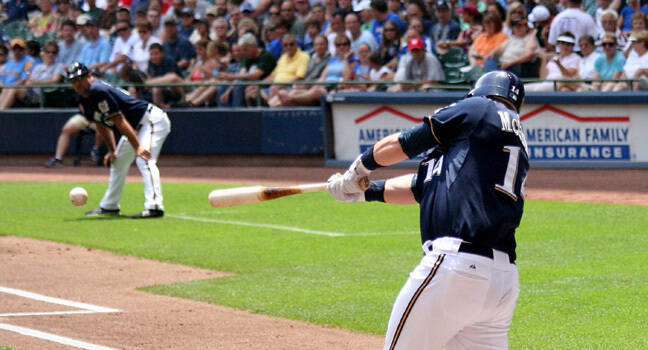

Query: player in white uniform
[67,62,171,218]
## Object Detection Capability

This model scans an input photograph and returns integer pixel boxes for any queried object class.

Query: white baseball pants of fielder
[99,104,171,211]
[383,237,519,350]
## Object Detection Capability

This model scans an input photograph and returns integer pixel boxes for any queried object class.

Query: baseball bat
[208,177,370,208]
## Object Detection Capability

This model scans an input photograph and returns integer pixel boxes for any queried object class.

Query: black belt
[458,241,494,259]
[458,241,514,264]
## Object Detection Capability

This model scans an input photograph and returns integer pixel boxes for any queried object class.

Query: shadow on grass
[65,215,132,222]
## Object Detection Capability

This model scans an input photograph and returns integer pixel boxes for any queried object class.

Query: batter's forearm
[371,133,409,167]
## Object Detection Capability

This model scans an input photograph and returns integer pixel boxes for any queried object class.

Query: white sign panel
[520,104,645,162]
[330,102,648,166]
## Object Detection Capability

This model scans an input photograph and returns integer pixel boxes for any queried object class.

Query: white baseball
[69,187,88,206]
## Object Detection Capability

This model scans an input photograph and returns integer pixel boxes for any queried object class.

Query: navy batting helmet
[467,71,524,112]
[66,62,89,81]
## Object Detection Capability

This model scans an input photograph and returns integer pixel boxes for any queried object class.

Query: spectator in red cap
[388,36,443,91]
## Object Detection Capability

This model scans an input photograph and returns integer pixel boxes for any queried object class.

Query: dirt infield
[1,160,647,350]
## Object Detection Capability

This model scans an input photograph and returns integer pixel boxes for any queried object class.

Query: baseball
[69,187,88,206]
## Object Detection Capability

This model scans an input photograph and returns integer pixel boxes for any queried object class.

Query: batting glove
[327,173,366,202]
[341,155,372,193]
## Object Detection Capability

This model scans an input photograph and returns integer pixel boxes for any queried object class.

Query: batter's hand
[341,155,372,193]
[326,173,366,202]
[137,146,151,160]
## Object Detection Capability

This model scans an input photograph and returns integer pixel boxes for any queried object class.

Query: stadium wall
[0,107,323,156]
[1,92,647,168]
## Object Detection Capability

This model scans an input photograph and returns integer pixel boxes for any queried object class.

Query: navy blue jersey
[78,79,149,129]
[409,96,529,261]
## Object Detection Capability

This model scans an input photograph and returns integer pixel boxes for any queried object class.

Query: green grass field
[1,181,647,349]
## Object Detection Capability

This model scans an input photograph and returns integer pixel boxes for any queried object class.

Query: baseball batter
[67,62,171,218]
[327,71,529,349]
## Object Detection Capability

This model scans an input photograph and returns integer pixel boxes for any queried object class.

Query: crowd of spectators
[1,0,648,109]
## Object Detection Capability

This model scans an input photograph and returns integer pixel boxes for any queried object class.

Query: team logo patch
[98,100,109,113]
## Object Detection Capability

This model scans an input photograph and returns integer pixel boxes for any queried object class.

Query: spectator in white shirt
[101,19,139,75]
[613,31,648,90]
[132,20,162,72]
[548,0,599,52]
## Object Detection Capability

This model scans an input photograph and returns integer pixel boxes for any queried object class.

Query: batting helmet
[66,62,89,81]
[467,71,524,112]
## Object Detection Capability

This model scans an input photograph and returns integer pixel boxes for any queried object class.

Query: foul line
[0,323,118,350]
[167,214,345,236]
[168,214,417,237]
[0,286,120,350]
[0,286,120,314]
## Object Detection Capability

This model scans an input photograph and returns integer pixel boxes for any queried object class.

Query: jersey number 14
[495,146,526,201]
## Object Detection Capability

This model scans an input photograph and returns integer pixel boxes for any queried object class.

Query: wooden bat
[208,177,370,208]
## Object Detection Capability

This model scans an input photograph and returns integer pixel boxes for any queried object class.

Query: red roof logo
[521,105,629,123]
[355,106,423,124]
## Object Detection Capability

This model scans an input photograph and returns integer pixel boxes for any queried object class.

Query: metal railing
[0,77,643,109]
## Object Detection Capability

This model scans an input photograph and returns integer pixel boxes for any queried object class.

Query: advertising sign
[330,102,648,167]
[521,105,632,162]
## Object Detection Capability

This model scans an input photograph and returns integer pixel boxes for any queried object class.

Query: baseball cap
[194,16,208,24]
[10,38,26,49]
[528,5,550,23]
[181,7,195,17]
[239,2,254,12]
[457,4,478,16]
[86,18,99,26]
[164,17,178,25]
[557,35,575,44]
[76,13,91,25]
[433,0,450,9]
[354,0,371,11]
[408,37,424,51]
[205,6,218,16]
[296,0,308,3]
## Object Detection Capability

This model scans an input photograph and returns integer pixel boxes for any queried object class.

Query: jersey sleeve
[92,87,122,122]
[425,98,480,145]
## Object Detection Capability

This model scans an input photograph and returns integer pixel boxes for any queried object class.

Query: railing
[0,78,642,109]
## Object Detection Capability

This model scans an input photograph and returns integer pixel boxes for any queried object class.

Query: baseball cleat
[130,209,164,218]
[85,207,121,216]
[45,157,63,168]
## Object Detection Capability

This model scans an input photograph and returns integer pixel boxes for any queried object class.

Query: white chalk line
[168,214,345,236]
[0,323,118,350]
[0,286,120,350]
[167,214,417,236]
[0,286,120,313]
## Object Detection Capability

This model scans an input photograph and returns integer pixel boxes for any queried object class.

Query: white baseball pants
[99,104,170,211]
[383,237,519,350]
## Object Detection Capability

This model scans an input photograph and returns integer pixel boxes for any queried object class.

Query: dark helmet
[66,61,89,81]
[467,70,524,112]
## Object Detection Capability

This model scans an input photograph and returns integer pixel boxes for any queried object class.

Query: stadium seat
[3,21,34,40]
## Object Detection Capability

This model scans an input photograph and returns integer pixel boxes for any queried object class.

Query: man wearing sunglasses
[261,34,310,107]
[0,39,35,104]
[101,19,139,75]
